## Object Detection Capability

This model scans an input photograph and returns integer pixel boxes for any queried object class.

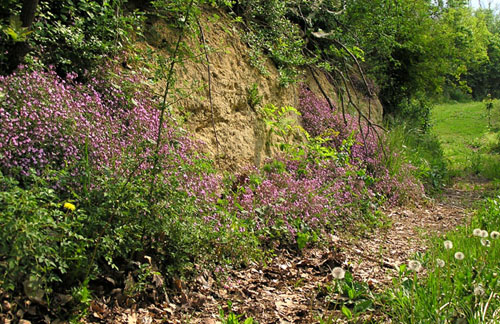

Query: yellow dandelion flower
[63,202,76,211]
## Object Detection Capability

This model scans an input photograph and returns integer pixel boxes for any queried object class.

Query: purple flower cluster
[226,157,372,243]
[0,67,194,178]
[298,86,379,168]
[298,86,423,204]
[0,66,224,242]
[0,66,423,249]
[224,87,424,244]
[228,166,329,239]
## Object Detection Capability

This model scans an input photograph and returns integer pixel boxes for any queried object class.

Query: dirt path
[87,182,484,324]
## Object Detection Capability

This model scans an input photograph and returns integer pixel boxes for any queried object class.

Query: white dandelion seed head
[454,252,465,260]
[444,240,453,250]
[474,285,485,296]
[473,228,482,237]
[408,260,422,272]
[490,231,499,239]
[332,267,345,280]
[481,239,491,247]
[480,230,489,238]
[436,259,445,268]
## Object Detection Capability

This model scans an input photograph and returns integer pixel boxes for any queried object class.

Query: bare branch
[331,38,373,98]
[196,18,220,162]
[334,67,387,159]
[150,0,195,196]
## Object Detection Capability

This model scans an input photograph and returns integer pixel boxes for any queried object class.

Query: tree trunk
[21,0,39,27]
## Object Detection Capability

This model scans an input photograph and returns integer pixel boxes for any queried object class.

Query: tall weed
[385,123,448,193]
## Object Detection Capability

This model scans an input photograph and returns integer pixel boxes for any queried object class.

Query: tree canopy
[0,0,499,121]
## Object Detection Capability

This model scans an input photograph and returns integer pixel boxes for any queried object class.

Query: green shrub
[441,85,473,103]
[0,171,90,302]
[224,0,312,85]
[81,165,234,277]
[0,0,144,76]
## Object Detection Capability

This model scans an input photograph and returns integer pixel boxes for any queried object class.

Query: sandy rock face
[144,13,383,171]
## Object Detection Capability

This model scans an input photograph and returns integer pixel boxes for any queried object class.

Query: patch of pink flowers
[0,66,193,177]
[298,86,379,169]
[225,87,424,245]
[0,66,222,224]
[0,67,423,248]
[228,165,330,239]
[298,86,423,204]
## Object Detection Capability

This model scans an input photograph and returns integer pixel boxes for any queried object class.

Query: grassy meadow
[432,100,500,180]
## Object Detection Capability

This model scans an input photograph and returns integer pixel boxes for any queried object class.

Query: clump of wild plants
[298,86,424,205]
[387,198,500,323]
[0,66,230,317]
[0,66,200,180]
[224,89,427,250]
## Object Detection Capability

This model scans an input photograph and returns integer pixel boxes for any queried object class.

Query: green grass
[380,101,500,322]
[385,123,448,193]
[316,194,500,323]
[385,196,500,323]
[432,101,500,179]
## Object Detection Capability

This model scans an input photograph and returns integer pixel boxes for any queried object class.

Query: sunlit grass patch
[432,101,500,179]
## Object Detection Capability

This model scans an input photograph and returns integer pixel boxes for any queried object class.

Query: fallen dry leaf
[127,312,137,324]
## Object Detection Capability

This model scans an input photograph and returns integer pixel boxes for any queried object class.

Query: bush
[394,95,433,132]
[0,0,144,77]
[226,163,330,246]
[220,87,425,252]
[0,66,234,314]
[0,66,197,181]
[227,0,310,85]
[298,86,379,168]
[0,63,429,320]
[0,171,90,302]
[298,86,424,204]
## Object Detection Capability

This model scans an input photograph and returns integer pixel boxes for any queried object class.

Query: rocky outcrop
[142,11,383,171]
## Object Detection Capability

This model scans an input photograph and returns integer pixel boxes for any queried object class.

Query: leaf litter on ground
[77,180,484,323]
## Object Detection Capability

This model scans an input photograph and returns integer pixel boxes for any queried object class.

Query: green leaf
[353,300,373,314]
[297,232,309,250]
[344,271,353,283]
[4,27,18,41]
[341,305,353,319]
[347,288,355,300]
